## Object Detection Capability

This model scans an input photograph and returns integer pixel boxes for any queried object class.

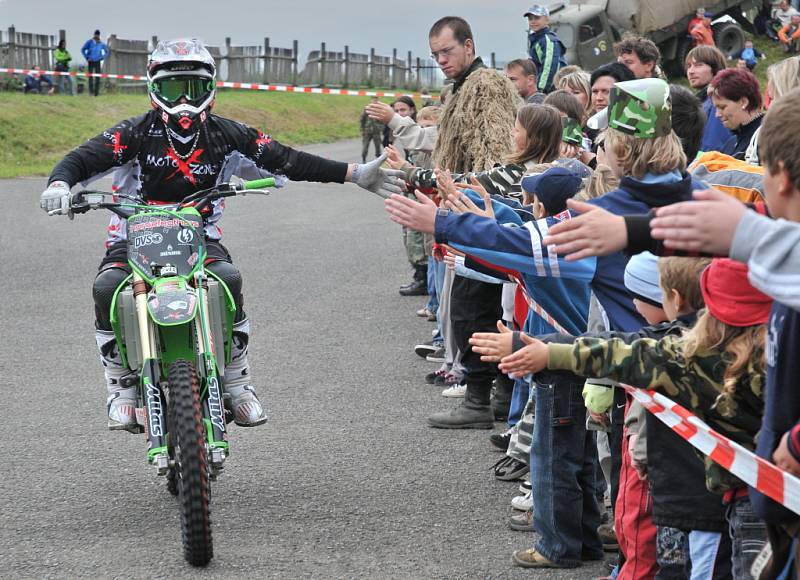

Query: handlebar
[243,177,276,190]
[67,176,274,219]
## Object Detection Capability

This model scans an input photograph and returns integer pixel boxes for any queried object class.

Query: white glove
[40,180,72,216]
[351,154,406,199]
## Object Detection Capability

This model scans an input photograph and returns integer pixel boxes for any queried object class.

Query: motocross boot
[223,318,268,427]
[96,329,139,433]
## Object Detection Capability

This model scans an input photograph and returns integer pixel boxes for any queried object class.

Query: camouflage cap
[587,78,672,139]
[561,117,583,146]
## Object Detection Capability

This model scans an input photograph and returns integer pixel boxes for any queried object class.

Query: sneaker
[427,311,437,322]
[416,307,432,318]
[519,478,531,494]
[490,429,512,451]
[414,341,438,358]
[426,347,446,363]
[225,384,267,427]
[508,510,535,532]
[107,386,138,432]
[434,372,460,387]
[426,369,446,384]
[493,456,530,482]
[511,491,532,512]
[441,383,466,398]
[511,548,563,568]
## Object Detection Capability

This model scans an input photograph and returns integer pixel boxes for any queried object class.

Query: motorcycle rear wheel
[168,359,213,567]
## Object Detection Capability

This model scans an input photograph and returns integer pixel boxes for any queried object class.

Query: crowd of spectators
[366,4,800,577]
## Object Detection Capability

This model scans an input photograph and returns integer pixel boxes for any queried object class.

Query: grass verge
[0,90,392,178]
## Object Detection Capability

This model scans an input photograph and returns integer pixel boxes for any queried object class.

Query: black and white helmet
[147,38,216,135]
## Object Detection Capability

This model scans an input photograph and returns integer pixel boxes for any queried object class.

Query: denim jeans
[425,256,439,313]
[507,377,529,427]
[726,497,767,580]
[55,64,72,95]
[531,378,603,567]
[689,530,732,580]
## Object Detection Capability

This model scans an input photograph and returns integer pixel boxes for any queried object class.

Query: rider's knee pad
[206,260,244,319]
[93,266,129,330]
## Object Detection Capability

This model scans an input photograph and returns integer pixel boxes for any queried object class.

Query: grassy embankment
[0,35,789,178]
[0,89,389,178]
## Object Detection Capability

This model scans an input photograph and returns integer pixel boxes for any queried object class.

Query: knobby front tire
[168,359,213,567]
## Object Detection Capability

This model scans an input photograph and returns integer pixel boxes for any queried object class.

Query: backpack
[689,151,764,203]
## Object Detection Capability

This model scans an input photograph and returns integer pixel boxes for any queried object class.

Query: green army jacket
[547,333,765,493]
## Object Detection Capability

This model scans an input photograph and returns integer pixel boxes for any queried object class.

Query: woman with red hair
[710,68,764,159]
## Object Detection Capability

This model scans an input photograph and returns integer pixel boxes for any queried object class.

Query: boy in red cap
[471,257,772,578]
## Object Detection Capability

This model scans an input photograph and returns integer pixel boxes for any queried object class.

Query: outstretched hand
[447,177,495,219]
[650,188,746,255]
[384,144,408,170]
[497,334,548,377]
[542,199,626,260]
[365,101,394,124]
[384,189,438,234]
[435,168,459,205]
[352,153,406,198]
[470,320,513,362]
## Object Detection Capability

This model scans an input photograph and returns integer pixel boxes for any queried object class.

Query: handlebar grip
[244,178,275,190]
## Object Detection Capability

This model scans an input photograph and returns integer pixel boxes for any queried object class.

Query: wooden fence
[0,27,514,91]
[0,26,62,69]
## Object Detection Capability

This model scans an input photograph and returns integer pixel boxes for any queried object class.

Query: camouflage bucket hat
[587,78,672,139]
[561,117,583,146]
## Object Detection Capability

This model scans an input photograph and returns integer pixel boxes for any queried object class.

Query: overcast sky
[1,0,532,71]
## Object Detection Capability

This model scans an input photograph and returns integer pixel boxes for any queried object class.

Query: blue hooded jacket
[435,172,705,333]
[527,27,566,93]
[81,38,108,62]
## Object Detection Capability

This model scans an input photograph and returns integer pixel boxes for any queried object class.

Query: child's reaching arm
[496,333,712,411]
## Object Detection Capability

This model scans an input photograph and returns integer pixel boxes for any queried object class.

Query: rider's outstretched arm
[239,123,403,197]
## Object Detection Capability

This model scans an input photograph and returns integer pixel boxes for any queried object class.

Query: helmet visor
[152,76,213,103]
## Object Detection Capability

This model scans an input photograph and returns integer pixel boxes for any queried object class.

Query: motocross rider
[40,39,403,431]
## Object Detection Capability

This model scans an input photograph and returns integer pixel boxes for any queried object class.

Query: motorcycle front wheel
[168,359,213,567]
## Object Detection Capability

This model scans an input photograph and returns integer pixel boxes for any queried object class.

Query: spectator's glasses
[430,44,460,60]
[151,76,214,103]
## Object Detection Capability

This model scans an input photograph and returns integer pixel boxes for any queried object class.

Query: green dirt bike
[66,177,274,566]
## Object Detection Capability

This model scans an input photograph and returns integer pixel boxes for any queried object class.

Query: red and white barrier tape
[0,67,433,99]
[509,273,571,335]
[624,384,800,516]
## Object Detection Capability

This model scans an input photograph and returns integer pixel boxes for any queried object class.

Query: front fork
[133,271,229,476]
[132,272,170,474]
[195,271,228,478]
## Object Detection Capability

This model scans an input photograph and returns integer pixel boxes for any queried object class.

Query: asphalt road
[0,139,608,579]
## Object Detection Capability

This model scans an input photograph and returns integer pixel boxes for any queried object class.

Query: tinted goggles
[152,76,213,103]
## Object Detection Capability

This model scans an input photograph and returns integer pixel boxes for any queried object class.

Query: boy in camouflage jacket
[473,258,772,579]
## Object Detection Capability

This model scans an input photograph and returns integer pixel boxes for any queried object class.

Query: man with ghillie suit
[423,16,520,428]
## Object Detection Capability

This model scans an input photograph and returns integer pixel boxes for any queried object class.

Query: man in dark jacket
[685,45,732,153]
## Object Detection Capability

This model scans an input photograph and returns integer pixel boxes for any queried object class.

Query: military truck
[545,0,761,75]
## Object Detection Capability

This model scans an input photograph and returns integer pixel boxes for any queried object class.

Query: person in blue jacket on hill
[81,29,108,96]
[525,4,566,93]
